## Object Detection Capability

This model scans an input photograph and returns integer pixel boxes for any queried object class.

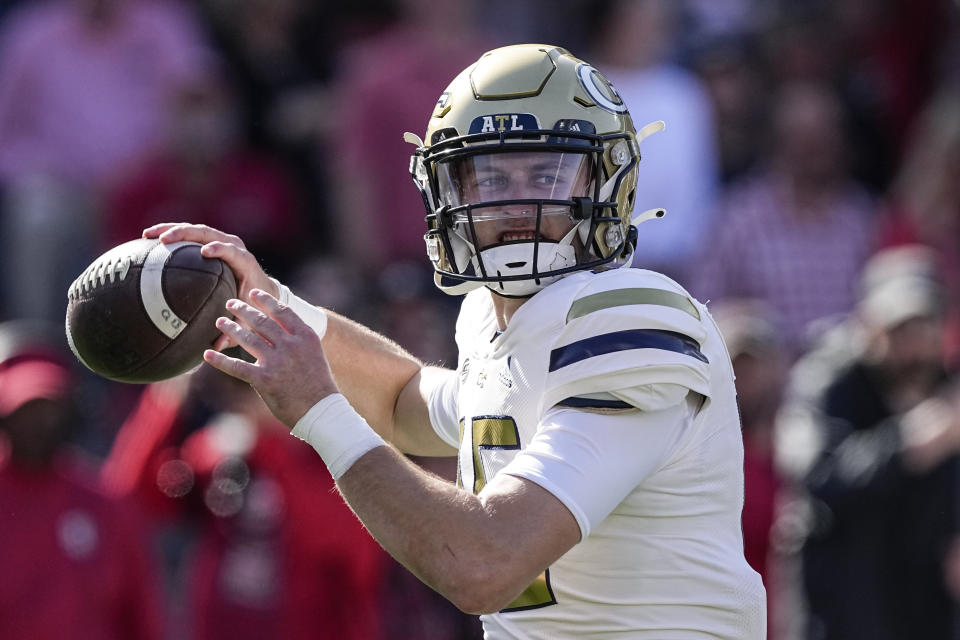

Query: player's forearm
[335,445,548,614]
[274,282,454,455]
[319,309,424,442]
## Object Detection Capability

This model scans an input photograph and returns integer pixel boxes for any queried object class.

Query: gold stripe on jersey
[501,571,557,612]
[459,415,557,612]
[471,416,520,494]
[566,287,700,323]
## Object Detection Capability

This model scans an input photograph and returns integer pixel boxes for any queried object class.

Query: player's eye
[475,174,506,190]
[532,173,561,187]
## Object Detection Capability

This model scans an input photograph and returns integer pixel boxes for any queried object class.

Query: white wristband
[291,393,386,479]
[270,277,328,340]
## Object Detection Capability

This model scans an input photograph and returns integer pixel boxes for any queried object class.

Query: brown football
[65,238,236,383]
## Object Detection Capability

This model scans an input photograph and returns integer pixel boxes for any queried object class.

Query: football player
[145,44,766,638]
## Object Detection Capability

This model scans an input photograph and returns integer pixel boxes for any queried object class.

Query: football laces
[67,255,132,300]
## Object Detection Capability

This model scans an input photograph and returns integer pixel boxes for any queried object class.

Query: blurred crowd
[1,0,960,638]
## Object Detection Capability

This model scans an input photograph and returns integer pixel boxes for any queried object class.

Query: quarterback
[145,45,766,638]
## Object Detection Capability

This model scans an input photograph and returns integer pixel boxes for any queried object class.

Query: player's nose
[497,202,540,218]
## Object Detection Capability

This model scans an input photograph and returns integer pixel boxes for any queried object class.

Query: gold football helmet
[407,44,655,297]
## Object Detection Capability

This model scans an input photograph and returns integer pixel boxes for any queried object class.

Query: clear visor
[437,151,593,212]
[436,151,593,249]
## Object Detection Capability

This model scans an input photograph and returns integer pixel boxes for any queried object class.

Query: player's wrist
[264,276,282,300]
[269,277,328,339]
[291,393,387,479]
[268,276,288,304]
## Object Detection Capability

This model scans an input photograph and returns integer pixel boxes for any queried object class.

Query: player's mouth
[499,231,539,243]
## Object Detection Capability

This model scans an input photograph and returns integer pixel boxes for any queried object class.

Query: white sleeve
[501,395,696,539]
[426,368,460,448]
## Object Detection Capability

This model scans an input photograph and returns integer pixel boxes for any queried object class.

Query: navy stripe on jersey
[556,396,633,409]
[549,329,709,372]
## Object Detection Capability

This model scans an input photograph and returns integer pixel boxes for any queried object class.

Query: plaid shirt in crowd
[690,171,876,354]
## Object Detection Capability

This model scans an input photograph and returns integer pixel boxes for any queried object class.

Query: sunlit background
[1,1,959,638]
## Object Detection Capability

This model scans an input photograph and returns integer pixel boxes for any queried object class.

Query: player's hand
[202,288,338,428]
[900,396,960,472]
[142,223,277,350]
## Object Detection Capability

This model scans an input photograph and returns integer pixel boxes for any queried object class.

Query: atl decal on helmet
[468,113,539,134]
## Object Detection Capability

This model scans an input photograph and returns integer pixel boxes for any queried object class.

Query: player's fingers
[247,289,307,336]
[212,334,237,352]
[200,240,258,274]
[203,349,259,385]
[215,315,271,356]
[142,223,183,238]
[156,223,244,248]
[226,298,287,344]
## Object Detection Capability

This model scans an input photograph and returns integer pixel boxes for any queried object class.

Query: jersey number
[457,415,558,612]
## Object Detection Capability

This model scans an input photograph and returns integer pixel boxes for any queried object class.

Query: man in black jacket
[776,245,960,640]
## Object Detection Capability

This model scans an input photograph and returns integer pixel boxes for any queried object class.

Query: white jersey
[428,268,766,639]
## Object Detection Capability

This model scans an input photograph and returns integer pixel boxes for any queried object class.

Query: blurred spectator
[711,301,786,639]
[196,0,366,247]
[0,321,164,640]
[372,262,459,368]
[0,0,210,321]
[282,258,479,639]
[106,64,308,279]
[935,6,960,89]
[679,0,760,46]
[329,0,489,272]
[478,0,599,53]
[690,35,768,183]
[0,0,28,23]
[0,174,98,322]
[691,81,876,354]
[0,0,208,187]
[102,363,387,640]
[877,90,960,362]
[591,0,720,281]
[198,0,334,149]
[759,1,949,193]
[829,0,950,157]
[774,246,958,640]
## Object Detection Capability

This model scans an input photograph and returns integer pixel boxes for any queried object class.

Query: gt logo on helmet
[576,64,628,114]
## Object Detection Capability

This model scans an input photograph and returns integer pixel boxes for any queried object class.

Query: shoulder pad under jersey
[541,269,711,413]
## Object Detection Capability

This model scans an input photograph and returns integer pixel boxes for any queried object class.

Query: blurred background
[1,0,960,638]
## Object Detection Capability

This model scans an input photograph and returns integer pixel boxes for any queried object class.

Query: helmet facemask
[437,149,594,296]
[417,127,636,297]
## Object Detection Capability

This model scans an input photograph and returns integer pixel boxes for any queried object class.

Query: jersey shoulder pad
[542,269,711,413]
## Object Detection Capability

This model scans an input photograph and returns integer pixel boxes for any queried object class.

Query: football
[65,238,237,383]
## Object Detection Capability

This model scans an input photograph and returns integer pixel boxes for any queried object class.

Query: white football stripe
[141,241,196,339]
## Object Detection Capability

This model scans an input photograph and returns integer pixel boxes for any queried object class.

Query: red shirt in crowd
[102,383,387,640]
[0,451,163,640]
